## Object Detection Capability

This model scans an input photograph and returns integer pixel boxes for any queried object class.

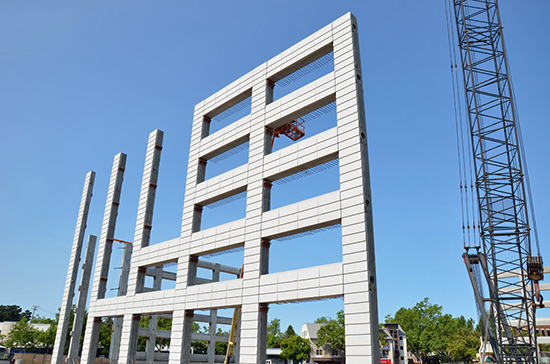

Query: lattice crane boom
[451,1,544,364]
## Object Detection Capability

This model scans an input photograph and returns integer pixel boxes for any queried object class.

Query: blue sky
[1,1,549,332]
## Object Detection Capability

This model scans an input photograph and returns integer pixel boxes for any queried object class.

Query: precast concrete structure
[59,12,379,364]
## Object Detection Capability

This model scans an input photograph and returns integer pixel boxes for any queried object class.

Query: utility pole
[30,305,39,322]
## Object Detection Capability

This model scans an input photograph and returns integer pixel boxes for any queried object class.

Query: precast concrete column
[236,303,264,364]
[333,14,380,364]
[68,234,97,363]
[126,129,164,295]
[81,153,125,364]
[179,310,194,364]
[145,266,163,364]
[206,264,220,364]
[82,317,102,364]
[134,129,163,249]
[145,316,158,364]
[52,171,95,364]
[117,314,141,364]
[90,153,127,301]
[110,242,133,364]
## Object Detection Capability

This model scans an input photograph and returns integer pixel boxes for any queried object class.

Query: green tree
[447,327,480,362]
[316,310,345,353]
[4,318,40,351]
[284,325,296,338]
[97,317,113,356]
[266,318,283,348]
[280,334,310,363]
[0,305,32,322]
[314,316,330,324]
[26,314,57,353]
[385,298,481,363]
[385,298,447,362]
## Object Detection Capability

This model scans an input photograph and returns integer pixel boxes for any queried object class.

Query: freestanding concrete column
[52,171,95,364]
[119,130,163,364]
[81,153,126,364]
[95,153,127,300]
[134,129,163,250]
[67,234,97,364]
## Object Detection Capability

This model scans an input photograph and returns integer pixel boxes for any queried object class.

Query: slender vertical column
[81,153,125,364]
[145,267,163,364]
[333,14,380,364]
[92,153,127,300]
[83,318,102,364]
[68,234,97,363]
[179,310,194,364]
[109,316,123,364]
[118,314,141,364]
[127,129,163,296]
[207,264,220,364]
[236,303,260,364]
[145,316,158,364]
[134,129,164,249]
[256,304,268,364]
[110,243,133,364]
[52,171,95,364]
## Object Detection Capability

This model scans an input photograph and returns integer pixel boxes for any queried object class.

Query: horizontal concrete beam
[191,333,229,342]
[197,260,241,275]
[193,314,233,325]
[144,268,177,281]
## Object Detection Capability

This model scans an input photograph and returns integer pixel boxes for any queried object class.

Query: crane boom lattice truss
[453,1,538,363]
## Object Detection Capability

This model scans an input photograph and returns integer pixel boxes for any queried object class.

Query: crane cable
[444,0,478,249]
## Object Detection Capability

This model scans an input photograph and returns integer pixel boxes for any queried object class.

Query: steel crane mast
[452,1,543,364]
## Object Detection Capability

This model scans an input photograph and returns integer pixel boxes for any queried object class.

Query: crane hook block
[527,255,544,281]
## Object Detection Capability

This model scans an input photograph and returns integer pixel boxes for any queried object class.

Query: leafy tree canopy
[0,305,32,322]
[267,318,283,348]
[447,327,480,362]
[314,316,330,324]
[385,298,481,363]
[3,318,40,351]
[280,334,310,363]
[284,325,296,338]
[316,310,345,353]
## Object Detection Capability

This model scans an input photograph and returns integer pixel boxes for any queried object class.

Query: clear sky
[1,1,549,332]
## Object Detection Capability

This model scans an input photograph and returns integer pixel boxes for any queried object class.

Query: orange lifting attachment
[527,255,545,308]
[271,118,305,147]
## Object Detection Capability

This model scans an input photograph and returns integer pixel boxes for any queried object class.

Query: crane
[448,1,545,364]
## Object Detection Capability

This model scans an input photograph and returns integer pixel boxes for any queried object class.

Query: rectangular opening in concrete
[197,136,250,183]
[268,157,339,211]
[266,297,344,357]
[194,188,247,232]
[268,100,336,154]
[136,314,172,364]
[266,223,342,274]
[267,44,334,103]
[203,89,252,137]
[191,245,244,285]
[89,316,126,362]
[190,309,234,362]
[139,260,178,293]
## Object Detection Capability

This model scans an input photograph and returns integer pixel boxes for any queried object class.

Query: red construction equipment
[271,118,305,147]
